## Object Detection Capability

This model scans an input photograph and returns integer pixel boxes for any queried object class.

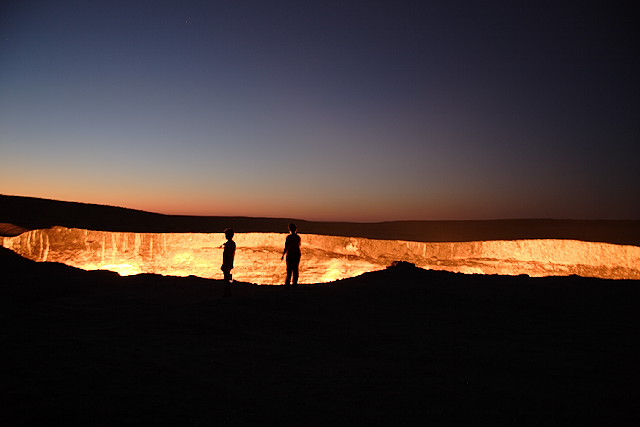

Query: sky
[1,1,638,221]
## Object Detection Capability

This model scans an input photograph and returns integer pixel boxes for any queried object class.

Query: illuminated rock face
[1,226,639,283]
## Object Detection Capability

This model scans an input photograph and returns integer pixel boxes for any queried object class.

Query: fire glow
[2,226,639,283]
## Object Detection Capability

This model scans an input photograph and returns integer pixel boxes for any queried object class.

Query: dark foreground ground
[2,247,638,426]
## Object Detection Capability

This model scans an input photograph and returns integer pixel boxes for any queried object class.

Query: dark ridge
[2,244,638,426]
[0,245,35,270]
[2,194,640,245]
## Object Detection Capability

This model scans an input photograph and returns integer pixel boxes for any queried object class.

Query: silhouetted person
[221,228,236,297]
[281,223,301,286]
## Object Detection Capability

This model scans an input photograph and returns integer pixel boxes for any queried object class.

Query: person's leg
[292,257,300,285]
[223,269,232,296]
[285,262,292,285]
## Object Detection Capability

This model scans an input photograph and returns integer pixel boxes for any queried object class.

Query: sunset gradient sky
[1,1,638,221]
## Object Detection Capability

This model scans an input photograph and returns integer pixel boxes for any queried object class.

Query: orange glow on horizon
[2,189,543,222]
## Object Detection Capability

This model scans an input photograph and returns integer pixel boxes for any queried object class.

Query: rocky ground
[2,247,638,426]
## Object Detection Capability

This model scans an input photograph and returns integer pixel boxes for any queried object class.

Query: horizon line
[2,194,638,224]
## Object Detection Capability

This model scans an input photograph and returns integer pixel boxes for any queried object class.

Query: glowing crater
[1,226,639,283]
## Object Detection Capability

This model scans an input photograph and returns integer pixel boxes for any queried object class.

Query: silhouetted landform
[2,194,640,245]
[2,246,637,426]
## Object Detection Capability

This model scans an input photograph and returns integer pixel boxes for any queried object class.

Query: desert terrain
[1,195,639,425]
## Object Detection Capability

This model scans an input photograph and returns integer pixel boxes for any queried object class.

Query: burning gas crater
[2,226,639,283]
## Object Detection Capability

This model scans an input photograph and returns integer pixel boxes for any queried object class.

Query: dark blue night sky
[1,1,638,220]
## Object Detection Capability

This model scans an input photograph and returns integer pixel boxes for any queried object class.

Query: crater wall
[2,227,639,283]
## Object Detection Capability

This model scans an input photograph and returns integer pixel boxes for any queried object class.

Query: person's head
[224,228,234,240]
[288,223,297,233]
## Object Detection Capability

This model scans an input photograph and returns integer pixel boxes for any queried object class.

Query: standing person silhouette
[281,223,301,286]
[221,228,236,297]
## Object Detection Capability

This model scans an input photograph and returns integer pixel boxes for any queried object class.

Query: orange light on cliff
[96,263,142,276]
[1,227,639,283]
